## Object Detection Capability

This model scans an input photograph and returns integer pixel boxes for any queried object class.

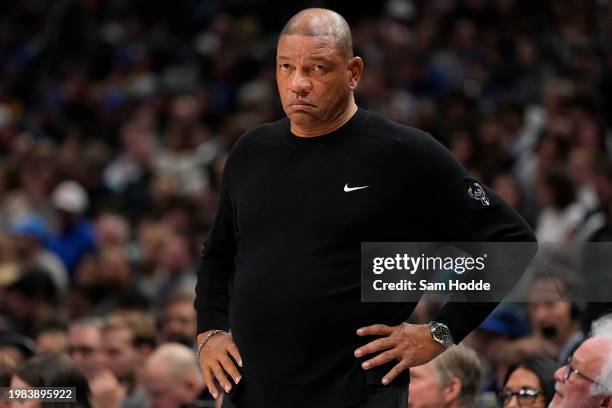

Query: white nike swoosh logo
[344,183,369,192]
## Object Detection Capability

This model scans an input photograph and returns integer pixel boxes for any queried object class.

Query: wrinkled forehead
[276,34,343,60]
[573,338,612,373]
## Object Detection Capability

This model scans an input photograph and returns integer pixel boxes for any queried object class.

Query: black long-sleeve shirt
[194,108,536,408]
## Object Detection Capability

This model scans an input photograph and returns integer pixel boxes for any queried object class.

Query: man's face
[68,325,107,379]
[102,328,139,383]
[550,338,611,408]
[161,300,196,346]
[408,362,447,408]
[276,34,354,131]
[528,279,573,340]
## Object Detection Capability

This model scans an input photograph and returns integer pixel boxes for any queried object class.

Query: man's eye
[314,64,326,72]
[279,63,291,70]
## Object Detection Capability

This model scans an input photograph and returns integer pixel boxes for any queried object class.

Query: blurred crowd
[1,0,612,407]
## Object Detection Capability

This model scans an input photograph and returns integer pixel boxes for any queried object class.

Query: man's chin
[287,110,315,122]
[549,391,563,407]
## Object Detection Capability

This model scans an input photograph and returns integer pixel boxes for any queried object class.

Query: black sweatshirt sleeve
[419,135,537,343]
[194,152,238,334]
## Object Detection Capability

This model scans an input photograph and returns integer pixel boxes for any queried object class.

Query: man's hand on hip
[196,331,243,399]
[354,323,445,385]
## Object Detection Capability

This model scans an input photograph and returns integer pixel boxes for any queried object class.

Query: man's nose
[554,365,566,383]
[288,70,312,95]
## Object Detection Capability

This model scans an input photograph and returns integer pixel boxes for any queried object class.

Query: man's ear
[347,56,364,91]
[442,377,462,405]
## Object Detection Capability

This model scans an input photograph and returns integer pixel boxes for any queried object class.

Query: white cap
[52,180,89,214]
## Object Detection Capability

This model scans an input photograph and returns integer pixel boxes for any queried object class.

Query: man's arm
[194,169,236,334]
[356,132,537,383]
[194,152,242,399]
[423,134,537,343]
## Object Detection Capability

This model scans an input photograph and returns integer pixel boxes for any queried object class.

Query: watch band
[428,321,454,349]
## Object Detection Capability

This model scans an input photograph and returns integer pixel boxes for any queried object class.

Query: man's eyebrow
[304,55,331,62]
[276,55,332,62]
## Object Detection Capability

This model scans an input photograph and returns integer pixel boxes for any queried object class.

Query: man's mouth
[289,100,315,107]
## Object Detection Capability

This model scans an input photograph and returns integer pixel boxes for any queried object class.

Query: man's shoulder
[354,108,436,149]
[233,117,289,151]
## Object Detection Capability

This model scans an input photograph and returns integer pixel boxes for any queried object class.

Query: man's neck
[291,101,358,137]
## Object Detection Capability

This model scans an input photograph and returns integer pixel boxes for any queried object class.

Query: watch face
[433,325,449,342]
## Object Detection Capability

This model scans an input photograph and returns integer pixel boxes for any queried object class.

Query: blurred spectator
[492,173,534,227]
[35,320,68,354]
[9,215,68,291]
[464,305,530,392]
[572,159,610,242]
[102,311,156,408]
[503,273,584,364]
[535,169,585,242]
[45,180,96,275]
[74,248,133,301]
[142,343,213,408]
[158,292,197,347]
[67,318,107,379]
[10,352,92,407]
[499,356,559,408]
[137,232,196,303]
[103,121,156,219]
[568,148,598,211]
[95,212,131,251]
[2,268,58,337]
[0,151,55,230]
[587,159,612,241]
[103,121,156,195]
[154,95,214,197]
[550,314,612,408]
[0,332,35,366]
[132,220,169,283]
[68,318,125,408]
[407,345,482,408]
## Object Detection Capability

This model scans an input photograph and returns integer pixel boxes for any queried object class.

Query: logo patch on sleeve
[468,182,490,206]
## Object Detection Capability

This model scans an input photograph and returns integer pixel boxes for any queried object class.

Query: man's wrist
[428,321,454,349]
[197,330,217,343]
[195,329,227,361]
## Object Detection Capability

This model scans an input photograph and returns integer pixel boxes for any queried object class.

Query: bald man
[143,343,216,408]
[194,8,535,408]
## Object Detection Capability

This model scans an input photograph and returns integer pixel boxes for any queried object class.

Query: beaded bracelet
[195,329,227,361]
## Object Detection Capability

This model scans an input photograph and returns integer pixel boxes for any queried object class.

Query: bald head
[145,343,202,379]
[280,8,353,59]
[143,343,204,408]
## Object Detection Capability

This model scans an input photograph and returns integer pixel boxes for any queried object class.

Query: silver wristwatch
[428,321,454,349]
